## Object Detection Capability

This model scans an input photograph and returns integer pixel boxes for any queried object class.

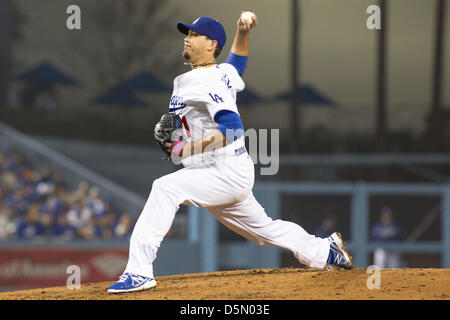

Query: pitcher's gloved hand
[154,113,185,162]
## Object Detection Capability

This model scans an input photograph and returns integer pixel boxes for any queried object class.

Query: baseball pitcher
[108,11,353,293]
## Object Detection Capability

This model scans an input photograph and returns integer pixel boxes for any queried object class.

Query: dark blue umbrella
[92,86,147,107]
[16,62,78,86]
[274,84,333,106]
[237,87,263,105]
[118,72,171,93]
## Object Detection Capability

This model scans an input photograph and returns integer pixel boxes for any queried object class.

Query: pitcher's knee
[151,177,172,193]
[151,177,163,190]
[150,176,184,206]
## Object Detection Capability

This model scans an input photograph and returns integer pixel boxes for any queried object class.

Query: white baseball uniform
[124,63,330,278]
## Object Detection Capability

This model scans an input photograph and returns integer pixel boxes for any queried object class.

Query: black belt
[234,146,246,156]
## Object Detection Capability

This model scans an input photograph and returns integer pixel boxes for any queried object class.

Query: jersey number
[209,93,224,103]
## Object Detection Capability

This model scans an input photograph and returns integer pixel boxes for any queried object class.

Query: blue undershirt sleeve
[214,110,245,142]
[225,52,248,76]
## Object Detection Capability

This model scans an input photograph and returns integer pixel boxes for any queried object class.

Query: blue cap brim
[177,22,196,35]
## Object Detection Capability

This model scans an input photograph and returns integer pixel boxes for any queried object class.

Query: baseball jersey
[169,63,246,166]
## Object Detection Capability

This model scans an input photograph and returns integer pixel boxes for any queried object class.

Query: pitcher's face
[182,30,216,62]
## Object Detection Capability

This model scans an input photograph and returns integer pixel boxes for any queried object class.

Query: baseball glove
[154,113,185,162]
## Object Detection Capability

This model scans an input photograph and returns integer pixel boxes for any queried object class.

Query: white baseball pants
[124,148,330,278]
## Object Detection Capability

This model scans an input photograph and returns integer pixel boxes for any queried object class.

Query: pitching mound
[0,268,449,300]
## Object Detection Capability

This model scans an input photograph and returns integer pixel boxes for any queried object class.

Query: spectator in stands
[38,211,55,238]
[6,151,31,176]
[0,202,16,239]
[66,200,85,231]
[40,195,66,218]
[315,214,336,238]
[371,206,405,268]
[9,185,34,216]
[53,171,68,192]
[35,165,55,199]
[52,213,76,240]
[94,210,117,240]
[113,213,134,241]
[20,166,37,187]
[70,181,90,205]
[86,186,106,217]
[15,203,44,239]
[77,216,97,240]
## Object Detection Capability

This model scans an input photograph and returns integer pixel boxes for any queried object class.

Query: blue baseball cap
[177,17,226,48]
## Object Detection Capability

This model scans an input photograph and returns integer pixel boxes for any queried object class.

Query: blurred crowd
[0,148,136,241]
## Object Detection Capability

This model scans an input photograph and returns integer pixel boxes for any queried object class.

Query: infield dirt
[0,267,449,300]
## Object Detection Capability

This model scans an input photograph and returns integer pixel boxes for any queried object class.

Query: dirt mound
[1,268,449,300]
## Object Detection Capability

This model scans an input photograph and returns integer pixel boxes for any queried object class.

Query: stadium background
[0,0,449,293]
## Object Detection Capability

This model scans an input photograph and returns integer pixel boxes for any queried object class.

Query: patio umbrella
[118,72,171,93]
[16,62,78,86]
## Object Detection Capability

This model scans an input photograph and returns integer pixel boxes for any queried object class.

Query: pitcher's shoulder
[218,62,239,75]
[218,63,245,91]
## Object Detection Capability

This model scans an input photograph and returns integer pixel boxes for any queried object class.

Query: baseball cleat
[107,272,157,293]
[325,232,353,270]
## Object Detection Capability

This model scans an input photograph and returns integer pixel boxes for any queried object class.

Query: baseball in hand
[240,11,255,26]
